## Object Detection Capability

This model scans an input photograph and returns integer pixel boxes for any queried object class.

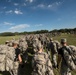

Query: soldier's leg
[52,54,57,68]
[60,67,71,75]
[61,72,71,75]
[13,62,19,75]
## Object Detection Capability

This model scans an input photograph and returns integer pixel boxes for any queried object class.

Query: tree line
[0,28,76,36]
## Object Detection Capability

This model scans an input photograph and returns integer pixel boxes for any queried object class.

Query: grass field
[0,35,20,44]
[0,34,76,75]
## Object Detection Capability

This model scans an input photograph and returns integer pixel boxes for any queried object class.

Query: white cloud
[47,2,62,10]
[48,5,52,8]
[4,22,14,26]
[5,10,13,14]
[3,7,7,9]
[32,1,62,10]
[26,0,34,3]
[5,9,23,15]
[14,3,19,6]
[37,4,45,8]
[29,0,33,3]
[7,0,11,2]
[56,2,61,5]
[35,24,43,27]
[32,4,45,9]
[23,3,26,6]
[10,24,30,31]
[14,9,23,14]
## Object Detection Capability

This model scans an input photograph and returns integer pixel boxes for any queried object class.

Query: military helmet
[61,38,67,43]
[13,41,19,45]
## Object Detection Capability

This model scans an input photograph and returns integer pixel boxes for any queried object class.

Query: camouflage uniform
[49,38,58,68]
[32,43,54,75]
[19,38,28,63]
[32,38,41,53]
[0,45,17,75]
[12,41,21,75]
[58,39,72,75]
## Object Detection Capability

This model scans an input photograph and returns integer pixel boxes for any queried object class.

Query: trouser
[61,71,71,75]
[60,61,71,75]
[13,61,19,75]
[52,54,57,68]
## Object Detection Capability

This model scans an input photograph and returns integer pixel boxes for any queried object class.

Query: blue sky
[0,0,76,32]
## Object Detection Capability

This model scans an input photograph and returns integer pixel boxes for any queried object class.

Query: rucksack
[34,52,46,65]
[69,45,76,65]
[32,52,54,75]
[62,45,76,71]
[0,45,15,71]
[0,45,8,71]
[19,41,28,53]
[6,47,15,71]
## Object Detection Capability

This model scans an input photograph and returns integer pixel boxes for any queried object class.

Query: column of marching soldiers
[0,34,76,75]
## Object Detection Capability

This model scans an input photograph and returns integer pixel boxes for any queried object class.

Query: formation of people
[0,34,76,75]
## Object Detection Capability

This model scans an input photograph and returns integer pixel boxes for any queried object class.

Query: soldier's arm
[18,54,22,63]
[53,43,57,53]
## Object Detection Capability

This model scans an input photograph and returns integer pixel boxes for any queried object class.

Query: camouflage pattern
[69,45,76,65]
[60,46,72,75]
[32,52,54,75]
[32,38,41,53]
[19,38,28,63]
[0,45,8,71]
[19,38,28,52]
[48,39,60,68]
[12,61,19,75]
[60,60,71,75]
[0,45,17,75]
[62,46,76,71]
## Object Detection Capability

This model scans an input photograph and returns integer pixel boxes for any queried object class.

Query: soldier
[32,43,54,75]
[32,38,41,53]
[49,38,58,68]
[19,38,28,63]
[12,41,22,75]
[57,38,74,75]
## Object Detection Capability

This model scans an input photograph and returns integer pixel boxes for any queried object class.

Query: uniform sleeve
[52,42,57,53]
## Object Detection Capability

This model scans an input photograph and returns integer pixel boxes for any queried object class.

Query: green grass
[0,34,76,75]
[0,35,20,44]
[53,33,76,46]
